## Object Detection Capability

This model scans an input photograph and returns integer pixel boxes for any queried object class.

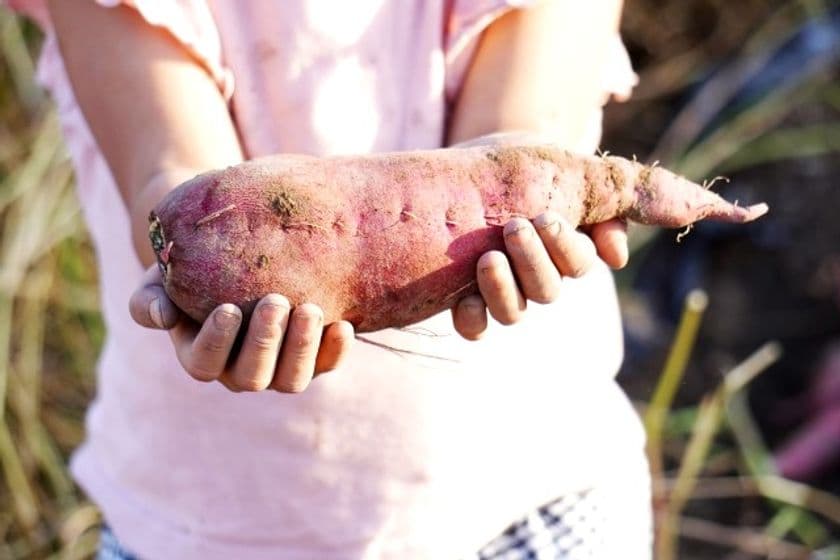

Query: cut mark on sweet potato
[283,222,327,233]
[332,216,347,232]
[445,207,460,229]
[195,204,237,228]
[484,212,527,227]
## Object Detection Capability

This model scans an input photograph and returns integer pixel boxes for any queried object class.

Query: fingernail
[462,300,484,312]
[504,224,532,239]
[258,302,287,321]
[295,303,323,324]
[310,311,324,327]
[534,214,560,231]
[263,303,292,329]
[149,298,164,328]
[213,309,240,331]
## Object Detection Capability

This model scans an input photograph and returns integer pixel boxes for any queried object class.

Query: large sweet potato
[149,145,767,332]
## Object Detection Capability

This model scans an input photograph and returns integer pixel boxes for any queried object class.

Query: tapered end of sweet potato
[629,166,769,227]
[701,201,769,223]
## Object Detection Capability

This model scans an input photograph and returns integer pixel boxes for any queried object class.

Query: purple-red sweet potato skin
[151,145,765,332]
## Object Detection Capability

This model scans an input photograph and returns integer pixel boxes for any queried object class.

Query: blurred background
[0,0,838,558]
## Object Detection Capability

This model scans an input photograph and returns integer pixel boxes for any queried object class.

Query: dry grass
[0,12,101,560]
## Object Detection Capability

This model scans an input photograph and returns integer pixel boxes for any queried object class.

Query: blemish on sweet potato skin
[151,145,767,332]
[270,190,298,221]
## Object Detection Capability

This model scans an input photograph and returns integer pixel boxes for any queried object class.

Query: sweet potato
[149,145,767,332]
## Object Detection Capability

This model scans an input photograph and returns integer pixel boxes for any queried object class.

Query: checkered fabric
[468,489,602,560]
[466,483,651,560]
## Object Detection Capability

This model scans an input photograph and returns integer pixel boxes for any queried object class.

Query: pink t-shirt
[10,1,644,558]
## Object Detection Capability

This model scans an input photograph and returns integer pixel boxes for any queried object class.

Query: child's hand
[451,216,627,339]
[448,132,629,340]
[129,266,354,393]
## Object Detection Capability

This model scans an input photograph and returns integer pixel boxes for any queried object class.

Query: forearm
[447,0,623,146]
[47,0,243,266]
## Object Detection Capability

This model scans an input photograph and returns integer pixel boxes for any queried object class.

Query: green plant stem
[656,392,725,560]
[656,342,781,560]
[727,376,830,547]
[645,289,709,471]
[722,342,782,397]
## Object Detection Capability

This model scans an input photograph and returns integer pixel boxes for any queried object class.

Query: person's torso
[44,1,638,557]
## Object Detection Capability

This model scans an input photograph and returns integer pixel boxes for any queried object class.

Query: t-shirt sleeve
[443,0,638,152]
[5,0,232,100]
[443,0,536,101]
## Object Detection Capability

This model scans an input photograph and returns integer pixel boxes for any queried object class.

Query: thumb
[128,266,180,329]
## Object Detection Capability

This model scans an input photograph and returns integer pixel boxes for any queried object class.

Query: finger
[503,218,561,304]
[224,295,291,391]
[128,266,180,329]
[451,294,488,340]
[476,251,526,325]
[314,320,354,375]
[172,304,242,383]
[271,304,323,393]
[534,213,597,278]
[589,219,629,269]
